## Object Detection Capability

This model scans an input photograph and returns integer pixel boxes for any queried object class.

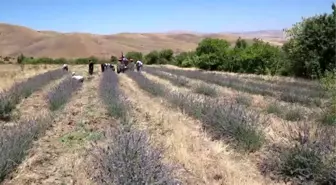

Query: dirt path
[3,70,110,185]
[119,74,282,185]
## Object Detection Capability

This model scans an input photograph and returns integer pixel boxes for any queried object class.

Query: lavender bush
[191,83,218,97]
[152,66,326,107]
[144,67,190,87]
[0,68,67,120]
[238,74,322,93]
[47,76,82,111]
[266,103,306,122]
[93,70,179,184]
[0,116,52,182]
[259,122,336,184]
[92,127,180,185]
[127,71,166,97]
[99,69,128,120]
[127,71,265,152]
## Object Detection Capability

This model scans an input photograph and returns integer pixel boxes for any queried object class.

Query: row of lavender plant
[237,73,321,91]
[47,76,83,111]
[0,68,67,120]
[93,69,179,185]
[139,69,336,184]
[127,71,265,152]
[152,66,325,107]
[143,67,190,88]
[0,72,82,182]
[144,68,311,122]
[0,115,53,182]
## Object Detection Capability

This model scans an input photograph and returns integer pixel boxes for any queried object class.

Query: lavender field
[0,64,334,185]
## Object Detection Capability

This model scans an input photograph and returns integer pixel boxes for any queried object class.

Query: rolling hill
[0,23,286,59]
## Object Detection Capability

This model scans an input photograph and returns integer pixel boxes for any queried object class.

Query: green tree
[17,53,25,64]
[174,51,196,67]
[283,3,336,78]
[126,51,143,61]
[111,56,118,63]
[234,37,248,49]
[196,38,231,56]
[145,50,159,64]
[159,49,174,64]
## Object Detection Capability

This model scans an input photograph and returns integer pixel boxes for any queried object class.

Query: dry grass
[0,64,61,91]
[0,23,285,59]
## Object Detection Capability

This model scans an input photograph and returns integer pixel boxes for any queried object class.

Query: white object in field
[71,72,84,82]
[63,64,68,68]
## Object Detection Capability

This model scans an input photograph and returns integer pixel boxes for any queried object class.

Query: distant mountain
[0,23,286,59]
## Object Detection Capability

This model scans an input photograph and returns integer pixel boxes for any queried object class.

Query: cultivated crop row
[0,74,83,183]
[127,71,265,152]
[127,71,336,184]
[152,66,325,107]
[0,68,67,120]
[0,117,52,182]
[144,68,314,122]
[47,76,83,111]
[93,69,179,185]
[235,72,321,91]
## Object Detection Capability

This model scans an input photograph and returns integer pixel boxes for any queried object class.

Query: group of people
[61,52,144,82]
[118,54,143,72]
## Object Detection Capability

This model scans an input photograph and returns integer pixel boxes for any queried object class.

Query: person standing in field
[136,60,143,71]
[88,61,94,75]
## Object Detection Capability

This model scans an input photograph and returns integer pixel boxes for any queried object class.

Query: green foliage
[235,37,248,49]
[159,49,174,64]
[196,38,230,55]
[110,55,118,63]
[320,69,336,125]
[18,55,102,64]
[174,51,196,67]
[283,3,336,78]
[17,53,25,64]
[125,51,143,61]
[144,50,160,64]
[143,49,175,65]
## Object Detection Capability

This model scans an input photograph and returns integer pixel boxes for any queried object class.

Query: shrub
[92,127,179,185]
[235,93,253,107]
[266,103,283,115]
[192,83,218,97]
[47,76,82,111]
[144,50,160,65]
[126,51,143,61]
[0,116,52,182]
[259,122,336,184]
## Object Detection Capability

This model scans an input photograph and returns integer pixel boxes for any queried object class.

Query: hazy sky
[0,0,333,34]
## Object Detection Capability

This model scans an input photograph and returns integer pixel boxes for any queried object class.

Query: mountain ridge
[0,23,286,59]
